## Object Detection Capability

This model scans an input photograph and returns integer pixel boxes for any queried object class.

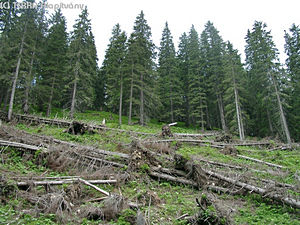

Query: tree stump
[161,124,173,137]
[67,121,86,135]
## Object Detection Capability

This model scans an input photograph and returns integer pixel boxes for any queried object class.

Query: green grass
[235,194,300,225]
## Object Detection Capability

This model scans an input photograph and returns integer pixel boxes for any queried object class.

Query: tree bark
[270,74,291,145]
[217,95,227,132]
[119,71,123,126]
[2,87,10,111]
[8,22,27,121]
[200,98,205,132]
[70,58,79,119]
[140,73,144,125]
[23,50,35,114]
[128,63,134,125]
[170,85,174,123]
[266,108,274,135]
[46,77,55,117]
[234,84,244,140]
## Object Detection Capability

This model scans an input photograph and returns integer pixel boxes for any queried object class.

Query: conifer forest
[0,1,299,224]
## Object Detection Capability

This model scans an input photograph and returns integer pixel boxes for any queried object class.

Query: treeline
[0,1,299,143]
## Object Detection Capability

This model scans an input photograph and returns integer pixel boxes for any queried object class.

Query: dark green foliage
[101,24,127,113]
[187,25,206,130]
[284,24,300,141]
[67,7,98,117]
[0,7,299,142]
[223,42,247,139]
[157,22,181,123]
[245,21,291,142]
[36,9,68,115]
[126,11,157,125]
[177,32,190,125]
[199,21,226,130]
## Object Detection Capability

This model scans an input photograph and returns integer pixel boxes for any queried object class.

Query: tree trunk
[2,87,10,111]
[270,74,292,145]
[234,85,244,140]
[205,104,211,130]
[266,108,274,135]
[217,95,227,132]
[8,22,27,121]
[70,59,79,119]
[46,77,55,117]
[23,50,35,114]
[170,85,174,123]
[140,73,144,125]
[119,72,123,126]
[128,63,134,125]
[200,98,204,132]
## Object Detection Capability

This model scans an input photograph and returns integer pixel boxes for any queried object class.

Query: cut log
[0,139,47,152]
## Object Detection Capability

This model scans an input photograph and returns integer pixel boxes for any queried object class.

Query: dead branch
[78,178,110,196]
[149,170,197,187]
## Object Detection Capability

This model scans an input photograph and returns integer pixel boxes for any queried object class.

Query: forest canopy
[0,0,300,143]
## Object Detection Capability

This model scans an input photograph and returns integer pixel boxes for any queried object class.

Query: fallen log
[12,176,80,180]
[16,179,117,187]
[237,155,286,169]
[203,169,300,209]
[0,139,47,152]
[197,158,245,170]
[149,170,242,195]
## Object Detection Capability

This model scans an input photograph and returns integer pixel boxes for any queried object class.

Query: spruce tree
[245,21,291,143]
[157,22,181,122]
[7,2,43,119]
[177,32,190,126]
[200,21,227,131]
[284,24,300,141]
[68,7,98,118]
[187,25,206,130]
[126,11,156,125]
[39,9,68,116]
[223,42,247,140]
[101,23,127,125]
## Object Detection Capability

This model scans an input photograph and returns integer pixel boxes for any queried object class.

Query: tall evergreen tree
[200,21,226,131]
[245,21,291,143]
[101,24,127,125]
[7,1,44,120]
[223,42,247,140]
[68,7,98,118]
[177,32,190,125]
[38,9,68,116]
[157,22,181,122]
[284,24,300,141]
[126,11,156,125]
[0,0,18,109]
[187,25,206,130]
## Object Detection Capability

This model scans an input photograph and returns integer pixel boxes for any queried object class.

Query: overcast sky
[47,0,300,65]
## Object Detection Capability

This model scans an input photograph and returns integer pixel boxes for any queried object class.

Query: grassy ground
[0,109,299,224]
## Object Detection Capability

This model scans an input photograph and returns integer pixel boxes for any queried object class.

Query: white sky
[47,0,300,65]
